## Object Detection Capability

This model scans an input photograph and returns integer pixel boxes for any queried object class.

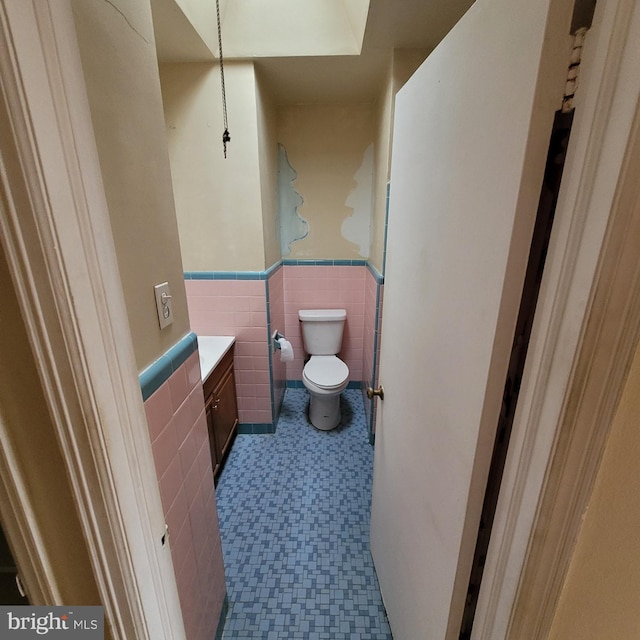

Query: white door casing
[0,1,185,637]
[479,0,640,636]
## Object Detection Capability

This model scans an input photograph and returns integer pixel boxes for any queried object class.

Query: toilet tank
[298,309,347,355]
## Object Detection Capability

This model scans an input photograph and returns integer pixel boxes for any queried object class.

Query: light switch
[154,282,173,329]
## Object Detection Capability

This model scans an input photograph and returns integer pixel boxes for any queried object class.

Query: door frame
[0,1,184,637]
[472,0,640,637]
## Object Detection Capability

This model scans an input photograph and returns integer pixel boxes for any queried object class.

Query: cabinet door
[213,365,238,462]
[205,394,219,478]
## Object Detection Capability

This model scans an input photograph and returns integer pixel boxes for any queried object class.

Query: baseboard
[286,380,362,389]
[237,423,276,434]
[215,595,229,640]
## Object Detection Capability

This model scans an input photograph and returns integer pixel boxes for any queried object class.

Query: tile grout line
[215,388,392,639]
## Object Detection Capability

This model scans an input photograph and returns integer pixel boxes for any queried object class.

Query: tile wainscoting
[185,260,384,440]
[185,277,273,431]
[140,333,227,640]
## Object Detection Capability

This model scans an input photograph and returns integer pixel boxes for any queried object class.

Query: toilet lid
[304,356,349,389]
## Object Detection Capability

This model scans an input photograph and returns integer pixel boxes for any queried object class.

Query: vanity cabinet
[203,345,238,480]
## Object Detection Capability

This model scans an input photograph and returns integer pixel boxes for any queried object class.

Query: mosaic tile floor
[215,388,393,640]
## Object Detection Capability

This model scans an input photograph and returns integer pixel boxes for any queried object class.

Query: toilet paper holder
[272,330,284,351]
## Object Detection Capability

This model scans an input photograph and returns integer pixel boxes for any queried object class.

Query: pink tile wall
[144,351,226,640]
[186,280,272,425]
[184,267,371,428]
[267,268,286,418]
[283,265,366,382]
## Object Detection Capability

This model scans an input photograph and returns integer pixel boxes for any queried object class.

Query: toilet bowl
[302,355,349,430]
[298,309,349,430]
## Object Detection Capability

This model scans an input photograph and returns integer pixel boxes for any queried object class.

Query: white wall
[221,0,365,57]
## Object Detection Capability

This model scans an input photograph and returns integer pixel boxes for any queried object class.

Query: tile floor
[215,388,393,639]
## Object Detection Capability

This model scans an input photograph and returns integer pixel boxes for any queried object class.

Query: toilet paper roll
[278,338,294,362]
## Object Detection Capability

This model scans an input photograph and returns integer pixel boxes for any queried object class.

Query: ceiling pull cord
[215,0,230,158]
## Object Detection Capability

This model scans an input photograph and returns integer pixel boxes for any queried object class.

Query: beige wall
[174,0,218,54]
[0,244,102,609]
[71,0,190,372]
[160,61,268,271]
[255,70,280,269]
[393,49,429,95]
[277,103,376,260]
[162,59,379,271]
[548,339,640,638]
[370,50,428,273]
[370,58,394,273]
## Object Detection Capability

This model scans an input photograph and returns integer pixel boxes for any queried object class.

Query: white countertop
[197,335,235,381]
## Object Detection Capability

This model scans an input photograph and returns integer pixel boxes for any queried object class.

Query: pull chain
[215,0,230,158]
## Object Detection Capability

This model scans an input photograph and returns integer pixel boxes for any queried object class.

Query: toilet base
[308,392,341,430]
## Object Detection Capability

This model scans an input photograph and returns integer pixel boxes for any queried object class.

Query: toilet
[298,309,350,430]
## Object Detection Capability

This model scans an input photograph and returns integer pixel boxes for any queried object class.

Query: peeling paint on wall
[342,144,374,258]
[277,143,308,256]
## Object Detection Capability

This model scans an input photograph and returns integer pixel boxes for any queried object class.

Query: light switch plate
[154,282,173,329]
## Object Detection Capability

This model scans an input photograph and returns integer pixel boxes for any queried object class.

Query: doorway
[0,521,28,605]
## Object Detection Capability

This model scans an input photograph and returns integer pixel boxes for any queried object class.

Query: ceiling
[152,0,477,104]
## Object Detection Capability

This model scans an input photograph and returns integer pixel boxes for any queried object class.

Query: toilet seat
[303,356,349,390]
